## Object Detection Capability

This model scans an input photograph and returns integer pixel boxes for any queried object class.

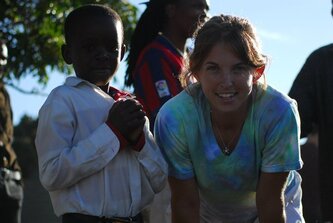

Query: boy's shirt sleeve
[132,117,168,193]
[35,97,120,191]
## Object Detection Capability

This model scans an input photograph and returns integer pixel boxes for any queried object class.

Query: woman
[154,14,304,223]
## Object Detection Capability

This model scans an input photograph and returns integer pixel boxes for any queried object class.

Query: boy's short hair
[64,4,123,44]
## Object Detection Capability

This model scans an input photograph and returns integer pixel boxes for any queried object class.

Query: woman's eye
[232,66,249,75]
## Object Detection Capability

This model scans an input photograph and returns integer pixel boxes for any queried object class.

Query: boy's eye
[107,47,119,57]
[110,47,119,53]
[83,43,95,51]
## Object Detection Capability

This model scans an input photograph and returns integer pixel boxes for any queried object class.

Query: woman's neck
[211,96,252,130]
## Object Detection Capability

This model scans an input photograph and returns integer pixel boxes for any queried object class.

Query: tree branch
[5,81,48,96]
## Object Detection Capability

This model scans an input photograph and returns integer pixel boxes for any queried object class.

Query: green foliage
[0,0,138,86]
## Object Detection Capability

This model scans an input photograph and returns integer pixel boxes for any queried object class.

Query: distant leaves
[13,115,38,178]
[0,0,138,88]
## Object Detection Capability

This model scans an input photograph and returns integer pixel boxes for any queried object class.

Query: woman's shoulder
[160,89,193,112]
[159,84,203,118]
[253,85,301,147]
[253,84,298,122]
[256,84,296,110]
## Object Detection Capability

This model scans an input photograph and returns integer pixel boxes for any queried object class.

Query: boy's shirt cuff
[132,132,145,152]
[106,121,145,151]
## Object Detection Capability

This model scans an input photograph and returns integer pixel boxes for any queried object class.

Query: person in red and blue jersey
[125,1,209,222]
[125,0,209,130]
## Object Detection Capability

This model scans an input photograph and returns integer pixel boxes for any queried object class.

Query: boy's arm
[35,99,120,191]
[133,117,168,193]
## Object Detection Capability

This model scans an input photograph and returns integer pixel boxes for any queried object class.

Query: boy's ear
[61,44,72,64]
[120,44,126,61]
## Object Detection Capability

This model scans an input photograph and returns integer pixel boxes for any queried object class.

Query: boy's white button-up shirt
[35,76,168,217]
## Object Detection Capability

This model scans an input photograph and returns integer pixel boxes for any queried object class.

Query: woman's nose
[219,72,233,87]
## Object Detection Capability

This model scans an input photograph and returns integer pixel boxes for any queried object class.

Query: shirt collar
[65,76,98,89]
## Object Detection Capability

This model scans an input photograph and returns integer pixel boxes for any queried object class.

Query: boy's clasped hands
[107,97,146,145]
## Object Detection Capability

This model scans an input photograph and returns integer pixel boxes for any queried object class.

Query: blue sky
[8,0,333,125]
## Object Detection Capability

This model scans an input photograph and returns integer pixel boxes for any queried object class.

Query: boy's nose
[95,50,110,61]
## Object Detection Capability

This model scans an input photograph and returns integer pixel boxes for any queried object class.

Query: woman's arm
[256,172,289,223]
[169,176,200,223]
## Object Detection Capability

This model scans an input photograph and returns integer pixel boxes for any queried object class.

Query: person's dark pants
[0,190,23,223]
[62,213,143,223]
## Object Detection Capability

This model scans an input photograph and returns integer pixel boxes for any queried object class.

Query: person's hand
[107,98,146,143]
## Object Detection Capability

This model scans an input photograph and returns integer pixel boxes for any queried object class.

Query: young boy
[35,4,167,223]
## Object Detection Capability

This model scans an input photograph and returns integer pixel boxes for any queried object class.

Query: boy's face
[63,17,124,86]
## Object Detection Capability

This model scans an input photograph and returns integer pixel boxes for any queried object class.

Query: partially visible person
[155,14,304,223]
[125,1,208,222]
[0,39,23,223]
[288,2,333,222]
[34,4,167,223]
[125,0,209,130]
[298,132,321,222]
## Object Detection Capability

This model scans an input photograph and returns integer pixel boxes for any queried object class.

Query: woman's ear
[253,65,265,83]
[120,44,126,61]
[191,71,199,83]
[61,44,72,64]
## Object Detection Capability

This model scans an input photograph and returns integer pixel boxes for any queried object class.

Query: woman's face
[195,42,255,114]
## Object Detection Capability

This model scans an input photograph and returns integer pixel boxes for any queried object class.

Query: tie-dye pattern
[154,83,303,221]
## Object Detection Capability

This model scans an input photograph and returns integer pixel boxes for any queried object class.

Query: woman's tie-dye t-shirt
[154,83,303,222]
